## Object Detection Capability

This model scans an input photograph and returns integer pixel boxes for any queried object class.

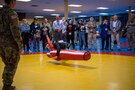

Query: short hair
[4,0,13,4]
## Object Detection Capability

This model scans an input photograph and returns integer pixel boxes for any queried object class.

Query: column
[128,6,132,20]
[99,16,102,25]
[64,0,68,19]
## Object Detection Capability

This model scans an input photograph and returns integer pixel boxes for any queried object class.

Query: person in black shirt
[66,20,76,49]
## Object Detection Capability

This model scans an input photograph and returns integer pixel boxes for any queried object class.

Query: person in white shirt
[53,16,63,42]
[110,15,121,51]
[61,17,67,41]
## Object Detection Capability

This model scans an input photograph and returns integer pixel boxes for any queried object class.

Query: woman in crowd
[66,20,76,49]
[77,20,86,50]
[41,19,50,51]
[20,19,31,52]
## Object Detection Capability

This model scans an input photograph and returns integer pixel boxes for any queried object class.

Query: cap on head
[4,0,12,4]
[34,17,38,20]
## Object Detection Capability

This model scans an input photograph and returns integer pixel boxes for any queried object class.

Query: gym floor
[0,38,135,90]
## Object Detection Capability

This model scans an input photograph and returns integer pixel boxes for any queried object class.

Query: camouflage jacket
[0,6,22,51]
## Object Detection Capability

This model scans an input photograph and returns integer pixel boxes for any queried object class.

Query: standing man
[126,13,135,50]
[43,18,52,39]
[87,17,97,50]
[52,16,64,59]
[53,16,63,42]
[0,0,22,90]
[110,15,121,51]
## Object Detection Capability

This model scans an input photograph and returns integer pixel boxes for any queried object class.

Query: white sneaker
[29,50,32,53]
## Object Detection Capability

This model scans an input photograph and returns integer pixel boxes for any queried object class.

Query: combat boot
[2,85,16,90]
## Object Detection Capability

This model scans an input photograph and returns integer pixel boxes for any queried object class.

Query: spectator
[61,17,67,41]
[44,18,52,39]
[30,18,41,52]
[126,13,135,50]
[40,19,50,51]
[87,17,97,50]
[53,16,63,42]
[100,19,110,50]
[84,20,88,49]
[66,20,76,49]
[20,19,31,52]
[77,20,86,50]
[110,15,121,51]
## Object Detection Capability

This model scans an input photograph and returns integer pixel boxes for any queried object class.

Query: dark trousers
[85,33,88,48]
[22,32,30,51]
[54,42,61,57]
[67,35,75,49]
[107,35,111,49]
[41,35,47,50]
[54,31,62,42]
[101,38,109,49]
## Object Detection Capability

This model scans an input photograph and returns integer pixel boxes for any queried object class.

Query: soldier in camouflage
[0,0,22,90]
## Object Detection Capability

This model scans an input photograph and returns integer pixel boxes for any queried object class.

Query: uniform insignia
[11,15,17,19]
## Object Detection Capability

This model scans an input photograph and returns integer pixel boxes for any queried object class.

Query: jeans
[78,31,86,49]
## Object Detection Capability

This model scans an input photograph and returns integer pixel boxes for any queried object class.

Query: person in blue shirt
[20,19,31,52]
[100,19,110,50]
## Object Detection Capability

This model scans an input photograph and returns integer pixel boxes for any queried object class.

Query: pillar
[64,0,68,19]
[128,6,132,20]
[99,16,102,25]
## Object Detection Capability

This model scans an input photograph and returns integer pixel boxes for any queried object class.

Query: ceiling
[0,0,135,18]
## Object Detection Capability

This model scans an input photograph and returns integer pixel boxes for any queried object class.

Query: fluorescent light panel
[99,13,109,15]
[68,4,82,7]
[126,10,135,12]
[78,15,87,17]
[97,7,109,10]
[17,0,31,2]
[70,11,81,13]
[34,16,44,18]
[43,9,55,12]
[50,14,60,16]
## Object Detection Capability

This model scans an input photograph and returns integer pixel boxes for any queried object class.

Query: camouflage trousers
[0,46,20,86]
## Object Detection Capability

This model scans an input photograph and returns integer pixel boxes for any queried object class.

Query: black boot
[2,85,16,90]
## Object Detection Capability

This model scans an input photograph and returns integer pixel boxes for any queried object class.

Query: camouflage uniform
[0,5,22,87]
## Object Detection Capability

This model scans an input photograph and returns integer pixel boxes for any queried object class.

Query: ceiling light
[126,10,135,12]
[78,15,87,17]
[34,16,44,18]
[68,4,82,7]
[0,5,3,8]
[50,14,60,16]
[17,0,31,2]
[97,7,109,10]
[43,9,55,12]
[70,11,81,13]
[99,13,109,15]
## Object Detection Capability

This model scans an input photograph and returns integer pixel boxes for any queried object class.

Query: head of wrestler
[4,0,16,9]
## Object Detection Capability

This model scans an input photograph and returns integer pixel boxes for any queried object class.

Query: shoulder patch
[11,15,17,19]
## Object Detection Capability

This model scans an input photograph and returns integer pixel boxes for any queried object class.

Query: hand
[58,29,61,32]
[113,31,117,36]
